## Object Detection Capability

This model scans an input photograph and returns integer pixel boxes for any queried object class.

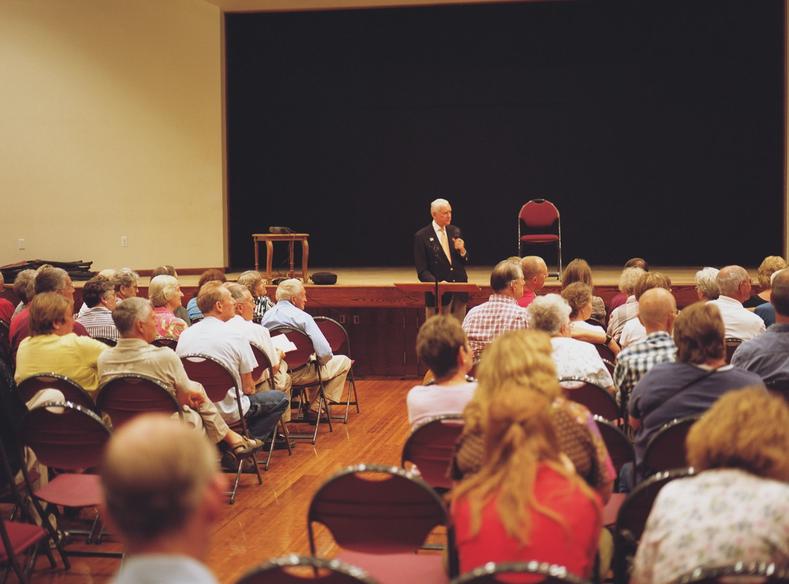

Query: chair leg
[279,418,293,456]
[227,459,243,505]
[264,427,276,471]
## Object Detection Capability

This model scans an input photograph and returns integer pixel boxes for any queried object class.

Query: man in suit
[414,198,470,321]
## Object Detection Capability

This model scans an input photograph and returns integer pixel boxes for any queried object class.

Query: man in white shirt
[176,282,288,441]
[709,265,766,341]
[224,283,292,420]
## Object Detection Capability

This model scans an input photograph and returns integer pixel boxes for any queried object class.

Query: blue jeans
[244,390,289,440]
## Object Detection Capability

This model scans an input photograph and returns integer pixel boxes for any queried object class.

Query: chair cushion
[35,473,102,508]
[0,521,46,558]
[520,234,560,242]
[337,550,449,584]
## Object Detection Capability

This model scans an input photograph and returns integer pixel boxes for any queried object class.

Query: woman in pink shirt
[148,275,187,340]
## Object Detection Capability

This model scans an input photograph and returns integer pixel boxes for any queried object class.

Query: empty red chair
[517,198,562,276]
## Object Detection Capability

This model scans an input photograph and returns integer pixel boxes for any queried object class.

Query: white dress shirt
[619,317,647,348]
[225,315,280,368]
[707,296,766,341]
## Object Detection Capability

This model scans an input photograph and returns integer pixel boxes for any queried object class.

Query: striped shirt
[613,331,676,401]
[253,295,275,324]
[607,295,639,342]
[462,294,528,361]
[76,306,119,341]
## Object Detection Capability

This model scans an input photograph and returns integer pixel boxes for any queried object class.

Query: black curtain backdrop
[226,0,784,270]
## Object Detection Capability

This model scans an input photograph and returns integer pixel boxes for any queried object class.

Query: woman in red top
[451,386,602,581]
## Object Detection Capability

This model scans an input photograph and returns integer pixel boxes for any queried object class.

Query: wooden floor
[21,379,416,584]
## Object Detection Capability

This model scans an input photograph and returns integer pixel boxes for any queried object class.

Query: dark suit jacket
[414,224,469,307]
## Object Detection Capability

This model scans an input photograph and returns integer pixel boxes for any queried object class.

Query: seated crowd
[1,255,788,584]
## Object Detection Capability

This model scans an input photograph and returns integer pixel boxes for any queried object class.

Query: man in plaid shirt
[462,259,528,361]
[613,288,677,404]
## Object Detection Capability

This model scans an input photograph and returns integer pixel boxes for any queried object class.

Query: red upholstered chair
[401,414,464,492]
[17,373,98,413]
[613,468,696,584]
[314,316,359,423]
[453,561,592,584]
[20,400,121,557]
[151,336,178,350]
[180,354,263,504]
[96,374,182,429]
[517,199,562,276]
[269,326,333,444]
[673,563,789,584]
[559,377,620,423]
[724,337,743,364]
[236,554,377,584]
[307,464,455,584]
[251,343,275,389]
[641,415,699,478]
[592,416,634,477]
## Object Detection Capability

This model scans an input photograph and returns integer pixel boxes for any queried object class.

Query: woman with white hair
[694,267,720,301]
[528,294,615,392]
[148,275,187,339]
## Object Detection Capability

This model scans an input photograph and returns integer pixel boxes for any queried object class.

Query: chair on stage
[559,377,620,423]
[180,354,264,504]
[517,199,562,277]
[314,316,360,423]
[452,561,591,584]
[236,554,377,584]
[96,374,182,429]
[17,373,98,413]
[641,415,699,478]
[401,414,464,492]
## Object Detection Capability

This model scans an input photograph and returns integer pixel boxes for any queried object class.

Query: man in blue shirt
[262,279,351,416]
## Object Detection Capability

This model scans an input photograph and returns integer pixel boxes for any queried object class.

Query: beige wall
[0,0,224,272]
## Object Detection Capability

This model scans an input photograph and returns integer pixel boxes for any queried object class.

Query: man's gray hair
[772,268,788,286]
[618,267,646,295]
[490,260,523,293]
[527,293,571,336]
[13,269,37,304]
[113,297,153,336]
[430,198,450,213]
[716,265,750,297]
[148,275,179,308]
[695,267,720,300]
[116,268,139,289]
[34,267,69,295]
[224,282,250,302]
[275,278,304,302]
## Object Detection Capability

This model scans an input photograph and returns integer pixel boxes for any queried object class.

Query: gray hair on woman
[526,293,571,336]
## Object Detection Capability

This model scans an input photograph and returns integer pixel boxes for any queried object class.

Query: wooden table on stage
[394,282,481,314]
[252,233,310,281]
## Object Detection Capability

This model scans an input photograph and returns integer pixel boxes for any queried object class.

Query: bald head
[771,269,789,319]
[521,256,548,292]
[717,265,751,301]
[638,288,677,333]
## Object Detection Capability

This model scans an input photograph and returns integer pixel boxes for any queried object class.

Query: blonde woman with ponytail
[451,386,603,578]
[452,330,615,502]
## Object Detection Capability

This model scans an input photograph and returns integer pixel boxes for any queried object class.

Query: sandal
[231,436,264,457]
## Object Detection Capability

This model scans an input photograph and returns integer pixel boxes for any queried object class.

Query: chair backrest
[92,336,117,347]
[559,377,620,421]
[615,467,695,546]
[17,373,98,412]
[724,337,743,364]
[152,337,178,350]
[642,415,699,476]
[595,343,617,363]
[401,414,464,491]
[518,199,560,229]
[313,316,350,356]
[269,326,315,372]
[96,374,181,428]
[766,379,789,404]
[307,464,448,555]
[453,561,591,584]
[675,563,789,584]
[236,554,378,584]
[592,416,634,475]
[250,344,275,387]
[21,401,111,470]
[179,354,240,403]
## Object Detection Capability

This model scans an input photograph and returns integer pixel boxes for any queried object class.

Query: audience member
[517,256,548,308]
[237,270,274,324]
[527,294,615,392]
[609,258,649,310]
[11,269,36,317]
[177,282,288,442]
[149,275,188,339]
[98,298,261,455]
[613,288,677,404]
[743,255,786,308]
[0,274,14,325]
[224,283,292,423]
[452,330,615,502]
[76,277,119,340]
[102,415,224,584]
[694,266,720,301]
[606,267,646,341]
[186,269,226,323]
[629,302,764,477]
[262,279,351,417]
[561,282,620,355]
[753,268,785,328]
[151,265,191,324]
[632,388,789,584]
[115,268,140,301]
[560,258,606,322]
[15,292,107,393]
[451,386,602,579]
[462,260,528,361]
[709,265,766,340]
[619,272,672,348]
[408,315,476,429]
